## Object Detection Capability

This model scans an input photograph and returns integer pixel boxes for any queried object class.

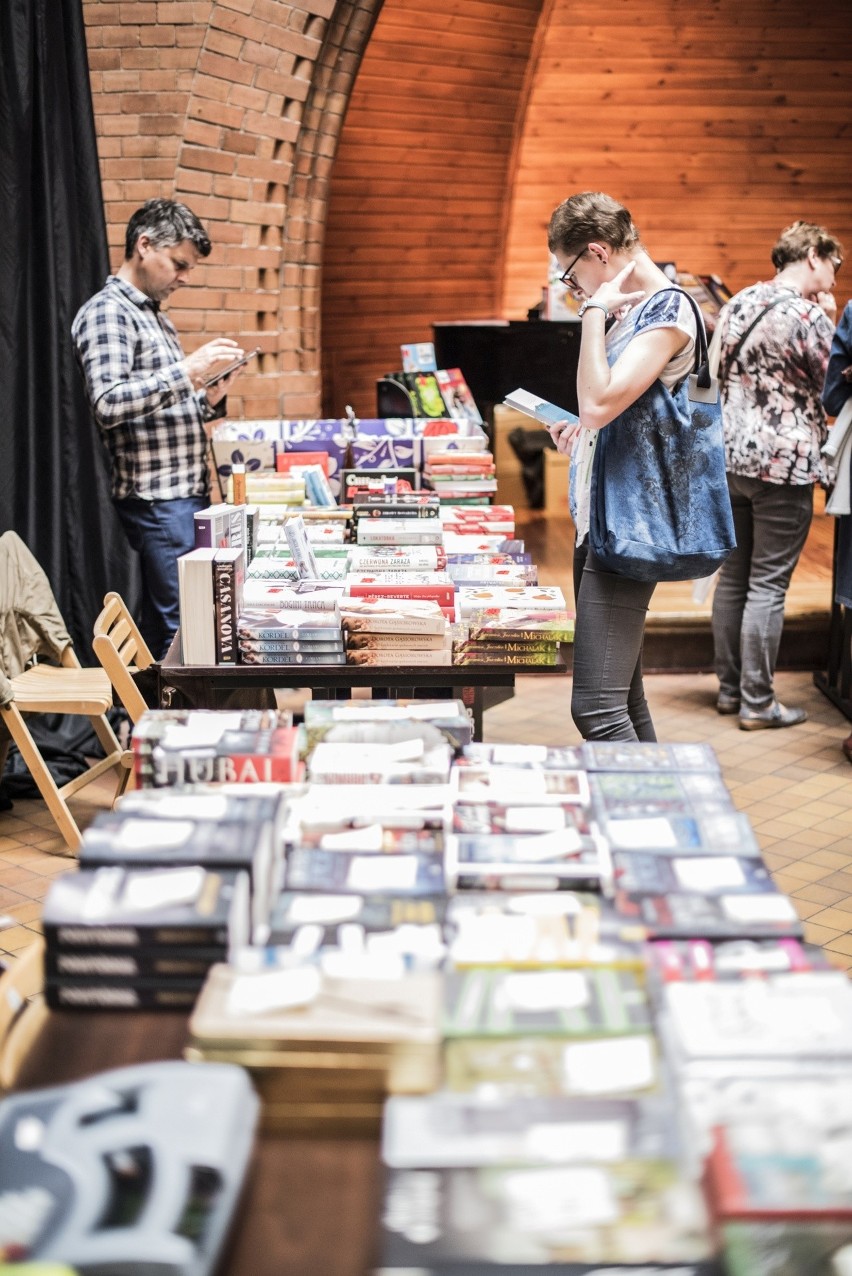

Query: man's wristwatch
[577,299,609,319]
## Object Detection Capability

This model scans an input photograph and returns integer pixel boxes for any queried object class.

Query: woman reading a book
[546,192,698,741]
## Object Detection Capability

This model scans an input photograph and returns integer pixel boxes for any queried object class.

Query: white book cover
[177,548,216,664]
[457,585,566,616]
[242,580,344,610]
[349,546,442,573]
[356,520,443,546]
[340,598,448,635]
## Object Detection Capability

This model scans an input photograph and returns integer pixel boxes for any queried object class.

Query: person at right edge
[711,221,842,729]
[822,297,852,761]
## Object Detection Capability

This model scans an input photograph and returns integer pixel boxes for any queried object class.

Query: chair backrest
[93,592,155,724]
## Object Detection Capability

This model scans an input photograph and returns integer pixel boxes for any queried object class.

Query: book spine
[213,558,239,664]
[347,583,455,606]
[341,616,446,635]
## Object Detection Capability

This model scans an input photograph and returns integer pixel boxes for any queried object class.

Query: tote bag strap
[718,294,792,386]
[634,286,712,390]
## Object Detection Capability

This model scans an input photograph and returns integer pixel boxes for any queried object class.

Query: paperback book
[237,609,342,641]
[382,1090,677,1168]
[613,887,804,941]
[376,1161,715,1271]
[340,598,448,635]
[445,891,647,970]
[356,519,443,547]
[42,865,250,951]
[582,742,721,773]
[284,847,446,896]
[349,546,447,573]
[466,610,575,642]
[346,572,456,607]
[348,648,452,667]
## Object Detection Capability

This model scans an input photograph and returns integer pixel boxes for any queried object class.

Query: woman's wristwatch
[577,299,609,319]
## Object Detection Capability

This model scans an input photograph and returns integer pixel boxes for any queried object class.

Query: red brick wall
[81,0,381,419]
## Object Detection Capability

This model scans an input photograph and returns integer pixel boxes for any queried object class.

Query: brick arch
[82,0,383,419]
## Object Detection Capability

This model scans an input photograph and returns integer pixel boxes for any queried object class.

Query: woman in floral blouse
[711,220,842,729]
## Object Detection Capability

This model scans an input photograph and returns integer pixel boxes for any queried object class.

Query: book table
[158,633,569,741]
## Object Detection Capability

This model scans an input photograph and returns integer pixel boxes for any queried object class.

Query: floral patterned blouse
[717,281,833,486]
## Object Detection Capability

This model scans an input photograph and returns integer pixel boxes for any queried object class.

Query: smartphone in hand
[203,346,261,389]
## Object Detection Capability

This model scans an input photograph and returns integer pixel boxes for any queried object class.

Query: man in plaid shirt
[73,198,247,658]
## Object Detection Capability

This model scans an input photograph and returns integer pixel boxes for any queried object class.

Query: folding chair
[0,936,47,1091]
[0,532,131,854]
[93,591,157,726]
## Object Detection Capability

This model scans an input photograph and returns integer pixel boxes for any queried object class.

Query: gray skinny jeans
[571,541,657,741]
[711,472,813,711]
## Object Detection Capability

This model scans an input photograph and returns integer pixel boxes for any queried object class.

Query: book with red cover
[704,1125,852,1221]
[346,573,455,608]
[276,450,330,476]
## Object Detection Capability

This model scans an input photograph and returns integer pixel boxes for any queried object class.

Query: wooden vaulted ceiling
[322,0,852,418]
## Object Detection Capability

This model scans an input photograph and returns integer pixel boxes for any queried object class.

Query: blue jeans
[711,473,813,710]
[571,542,657,741]
[114,495,207,660]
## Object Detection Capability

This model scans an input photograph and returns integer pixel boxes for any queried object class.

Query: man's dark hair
[124,198,212,259]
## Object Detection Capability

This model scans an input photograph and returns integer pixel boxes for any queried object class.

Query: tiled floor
[1,667,851,971]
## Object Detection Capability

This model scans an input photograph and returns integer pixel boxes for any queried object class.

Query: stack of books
[577,743,804,941]
[354,515,443,547]
[444,752,610,894]
[185,962,443,1133]
[41,864,250,1010]
[453,608,575,666]
[344,572,456,620]
[455,583,567,618]
[340,596,451,665]
[225,470,305,506]
[422,448,497,503]
[131,709,304,786]
[78,788,286,940]
[440,503,516,538]
[350,489,440,535]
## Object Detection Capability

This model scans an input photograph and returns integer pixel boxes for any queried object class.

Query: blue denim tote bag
[589,289,735,583]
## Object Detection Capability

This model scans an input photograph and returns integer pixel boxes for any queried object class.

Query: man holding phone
[73,198,250,658]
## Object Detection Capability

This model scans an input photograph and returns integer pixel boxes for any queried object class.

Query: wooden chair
[0,532,131,854]
[0,936,48,1091]
[93,591,156,726]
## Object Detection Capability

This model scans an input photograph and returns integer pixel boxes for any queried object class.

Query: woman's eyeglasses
[559,246,586,289]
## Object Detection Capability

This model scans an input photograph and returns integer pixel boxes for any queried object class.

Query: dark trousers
[571,540,657,741]
[711,474,813,710]
[114,494,207,660]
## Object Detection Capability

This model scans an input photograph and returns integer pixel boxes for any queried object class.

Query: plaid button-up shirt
[72,275,218,501]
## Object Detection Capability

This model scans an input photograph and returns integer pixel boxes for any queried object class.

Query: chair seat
[10,664,115,716]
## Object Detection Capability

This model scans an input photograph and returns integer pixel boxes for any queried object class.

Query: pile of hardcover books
[78,787,287,940]
[339,597,451,666]
[225,470,305,506]
[185,960,444,1133]
[453,608,575,666]
[444,743,610,894]
[41,863,250,1010]
[422,447,497,503]
[131,709,304,785]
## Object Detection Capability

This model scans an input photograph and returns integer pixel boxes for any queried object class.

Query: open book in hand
[504,387,580,429]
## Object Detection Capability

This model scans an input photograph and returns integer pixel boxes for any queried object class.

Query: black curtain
[0,0,139,660]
